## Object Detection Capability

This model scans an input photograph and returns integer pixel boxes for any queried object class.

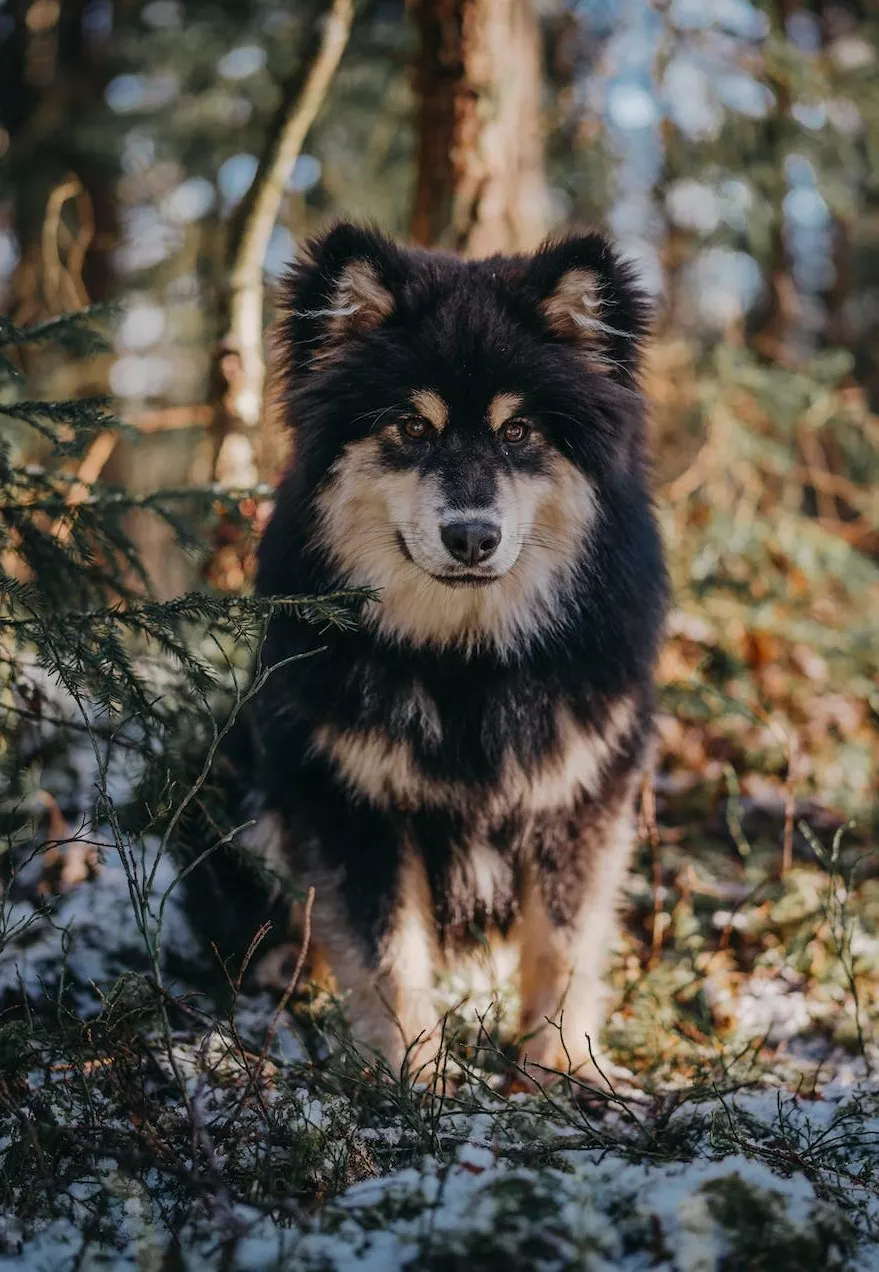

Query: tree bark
[410,0,551,257]
[209,0,354,488]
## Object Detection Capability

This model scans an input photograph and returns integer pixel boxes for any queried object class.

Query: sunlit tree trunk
[208,0,354,491]
[410,0,551,257]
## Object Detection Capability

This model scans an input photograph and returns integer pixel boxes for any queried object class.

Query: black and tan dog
[235,222,667,1083]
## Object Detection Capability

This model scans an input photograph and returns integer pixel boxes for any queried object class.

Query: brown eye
[401,416,429,440]
[501,419,529,444]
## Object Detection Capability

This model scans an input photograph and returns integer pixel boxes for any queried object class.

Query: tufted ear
[279,222,404,369]
[522,232,651,379]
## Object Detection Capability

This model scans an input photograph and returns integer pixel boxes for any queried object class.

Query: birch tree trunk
[209,0,354,489]
[410,0,551,258]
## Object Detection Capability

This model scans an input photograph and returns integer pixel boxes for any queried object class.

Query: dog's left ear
[521,233,651,379]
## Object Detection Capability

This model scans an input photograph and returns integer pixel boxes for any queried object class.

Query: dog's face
[274,225,651,656]
[348,385,554,588]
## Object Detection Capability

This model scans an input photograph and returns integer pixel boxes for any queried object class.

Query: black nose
[440,519,501,566]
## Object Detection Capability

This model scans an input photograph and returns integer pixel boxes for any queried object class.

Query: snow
[3,1043,878,1270]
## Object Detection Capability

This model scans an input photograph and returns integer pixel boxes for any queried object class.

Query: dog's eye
[400,416,429,440]
[500,419,530,444]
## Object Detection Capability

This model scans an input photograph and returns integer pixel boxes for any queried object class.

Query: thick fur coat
[234,223,668,1082]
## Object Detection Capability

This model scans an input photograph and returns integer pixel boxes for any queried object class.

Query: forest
[1,0,878,1267]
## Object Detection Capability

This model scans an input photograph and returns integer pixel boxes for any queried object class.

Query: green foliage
[0,312,361,987]
[0,312,360,725]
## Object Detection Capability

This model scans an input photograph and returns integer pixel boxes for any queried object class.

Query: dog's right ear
[279,223,404,369]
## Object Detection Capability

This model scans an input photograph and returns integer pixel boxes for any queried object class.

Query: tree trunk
[410,0,551,257]
[208,0,354,491]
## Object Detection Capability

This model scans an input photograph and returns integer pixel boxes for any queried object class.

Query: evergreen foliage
[0,310,360,929]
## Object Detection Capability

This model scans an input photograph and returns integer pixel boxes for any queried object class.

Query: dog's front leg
[301,816,441,1078]
[517,801,637,1087]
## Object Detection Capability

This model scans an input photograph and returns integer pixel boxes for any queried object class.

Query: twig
[234,920,275,994]
[663,408,725,503]
[51,430,118,541]
[782,732,798,877]
[798,420,837,522]
[792,465,872,509]
[641,773,665,967]
[129,405,213,433]
[41,178,88,313]
[64,185,96,307]
[249,887,316,1091]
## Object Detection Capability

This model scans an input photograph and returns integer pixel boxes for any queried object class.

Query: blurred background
[1,0,877,832]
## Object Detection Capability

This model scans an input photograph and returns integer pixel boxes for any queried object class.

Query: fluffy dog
[235,222,667,1082]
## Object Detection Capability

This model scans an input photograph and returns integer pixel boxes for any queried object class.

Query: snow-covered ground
[1,1067,877,1270]
[3,817,877,1271]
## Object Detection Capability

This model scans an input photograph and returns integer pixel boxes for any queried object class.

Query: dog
[234,222,667,1084]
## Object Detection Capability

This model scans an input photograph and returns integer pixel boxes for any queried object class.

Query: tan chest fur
[307,695,635,817]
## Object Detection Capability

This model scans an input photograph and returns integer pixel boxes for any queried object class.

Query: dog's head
[269,223,654,657]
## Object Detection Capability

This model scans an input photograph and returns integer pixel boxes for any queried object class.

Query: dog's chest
[308,670,634,818]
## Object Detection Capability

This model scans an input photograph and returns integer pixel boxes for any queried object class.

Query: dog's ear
[521,233,651,379]
[280,222,404,368]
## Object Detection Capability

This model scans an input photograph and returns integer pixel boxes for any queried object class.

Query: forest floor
[2,597,879,1271]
